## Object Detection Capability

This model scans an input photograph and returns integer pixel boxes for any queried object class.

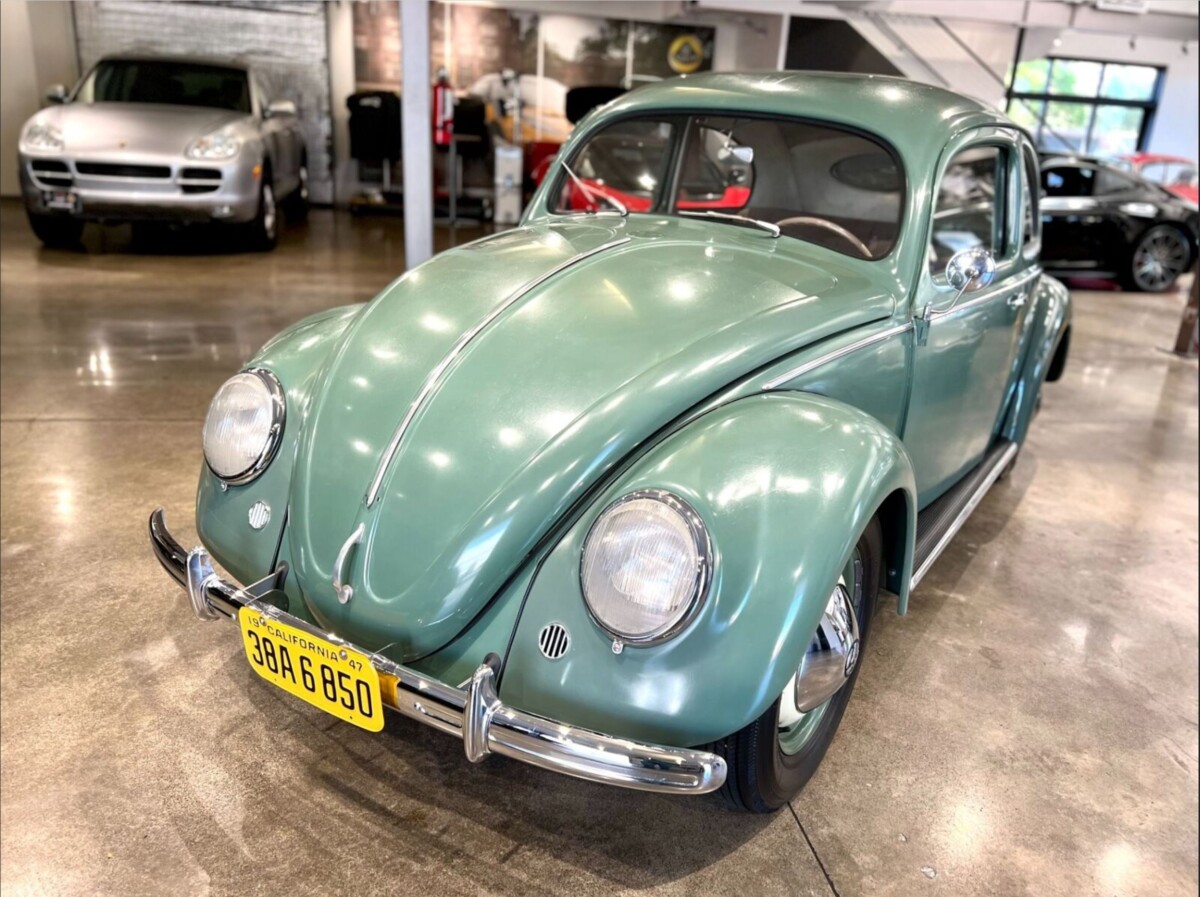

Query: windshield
[75,60,251,113]
[551,114,904,260]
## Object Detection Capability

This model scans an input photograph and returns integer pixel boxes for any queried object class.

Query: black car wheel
[27,212,83,248]
[709,517,882,812]
[1127,225,1191,292]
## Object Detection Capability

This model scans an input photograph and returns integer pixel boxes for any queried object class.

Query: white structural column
[400,0,433,267]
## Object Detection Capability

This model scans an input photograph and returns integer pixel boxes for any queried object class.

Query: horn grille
[537,623,570,660]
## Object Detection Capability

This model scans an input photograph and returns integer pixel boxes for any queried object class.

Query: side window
[929,145,1005,273]
[1042,165,1095,197]
[1021,146,1039,248]
[1095,168,1137,195]
[253,73,273,114]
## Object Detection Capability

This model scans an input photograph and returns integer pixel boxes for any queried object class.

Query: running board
[910,440,1018,590]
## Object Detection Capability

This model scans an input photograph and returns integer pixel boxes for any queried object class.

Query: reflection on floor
[1,199,1196,896]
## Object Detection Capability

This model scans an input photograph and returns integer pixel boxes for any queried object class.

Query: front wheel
[1126,225,1191,292]
[710,516,882,812]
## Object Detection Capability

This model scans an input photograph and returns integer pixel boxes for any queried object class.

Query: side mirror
[45,84,67,104]
[265,99,296,118]
[942,246,996,310]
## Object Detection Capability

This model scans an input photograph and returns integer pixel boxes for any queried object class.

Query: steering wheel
[773,216,872,259]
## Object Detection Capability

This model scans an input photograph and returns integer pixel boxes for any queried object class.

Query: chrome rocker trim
[148,509,726,795]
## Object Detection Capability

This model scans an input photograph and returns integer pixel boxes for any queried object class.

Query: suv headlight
[580,489,712,644]
[202,369,285,485]
[20,122,63,153]
[186,129,241,161]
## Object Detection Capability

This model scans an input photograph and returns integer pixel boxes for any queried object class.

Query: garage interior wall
[0,0,79,197]
[72,0,336,204]
[1018,30,1199,160]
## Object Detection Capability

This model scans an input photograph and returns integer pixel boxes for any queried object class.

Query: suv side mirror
[265,99,296,118]
[941,246,996,311]
[45,84,67,104]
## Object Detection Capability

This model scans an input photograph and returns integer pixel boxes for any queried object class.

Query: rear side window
[1095,169,1138,195]
[929,145,1006,272]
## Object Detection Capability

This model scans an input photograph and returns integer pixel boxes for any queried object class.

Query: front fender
[195,304,364,586]
[497,392,916,747]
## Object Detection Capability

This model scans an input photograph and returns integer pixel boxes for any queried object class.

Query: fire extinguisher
[433,68,454,148]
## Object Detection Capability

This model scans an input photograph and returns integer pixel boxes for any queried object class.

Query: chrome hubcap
[1134,231,1187,290]
[778,550,863,756]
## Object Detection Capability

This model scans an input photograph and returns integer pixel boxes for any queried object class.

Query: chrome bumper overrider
[148,509,726,795]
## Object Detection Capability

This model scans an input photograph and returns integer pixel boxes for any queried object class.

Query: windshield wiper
[560,162,628,216]
[679,209,780,238]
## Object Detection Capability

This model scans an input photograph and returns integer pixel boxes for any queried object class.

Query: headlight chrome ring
[203,367,286,486]
[580,488,713,647]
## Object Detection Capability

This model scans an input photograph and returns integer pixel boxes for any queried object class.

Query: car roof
[595,71,1014,180]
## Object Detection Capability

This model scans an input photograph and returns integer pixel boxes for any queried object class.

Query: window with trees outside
[1006,58,1162,156]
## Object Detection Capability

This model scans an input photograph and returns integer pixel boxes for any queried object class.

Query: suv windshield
[552,114,903,260]
[76,60,251,114]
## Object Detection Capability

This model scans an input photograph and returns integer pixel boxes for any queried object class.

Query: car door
[1039,163,1123,270]
[902,128,1037,506]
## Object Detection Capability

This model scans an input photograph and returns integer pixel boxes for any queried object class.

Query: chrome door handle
[1007,292,1028,309]
[333,523,365,604]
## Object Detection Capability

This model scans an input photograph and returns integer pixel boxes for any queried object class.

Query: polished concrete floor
[1,199,1196,897]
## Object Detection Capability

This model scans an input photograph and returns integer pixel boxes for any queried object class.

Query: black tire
[1124,225,1192,293]
[282,155,309,221]
[27,212,83,248]
[242,170,279,251]
[709,516,883,813]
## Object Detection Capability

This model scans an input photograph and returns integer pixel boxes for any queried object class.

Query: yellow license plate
[238,608,384,732]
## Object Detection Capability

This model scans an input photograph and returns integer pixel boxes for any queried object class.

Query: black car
[1038,154,1198,292]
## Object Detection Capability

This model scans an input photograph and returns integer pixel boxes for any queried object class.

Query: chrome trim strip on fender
[762,322,915,390]
[148,508,726,795]
[365,236,633,507]
[910,440,1019,589]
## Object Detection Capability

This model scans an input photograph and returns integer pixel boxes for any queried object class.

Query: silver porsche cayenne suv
[18,55,308,251]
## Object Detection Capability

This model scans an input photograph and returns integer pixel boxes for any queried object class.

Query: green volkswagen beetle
[151,72,1070,812]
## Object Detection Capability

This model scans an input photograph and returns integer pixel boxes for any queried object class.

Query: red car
[1116,153,1199,206]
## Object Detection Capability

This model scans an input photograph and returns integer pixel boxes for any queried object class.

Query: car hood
[35,103,247,156]
[287,216,895,658]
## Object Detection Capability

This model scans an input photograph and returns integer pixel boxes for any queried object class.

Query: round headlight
[202,369,285,484]
[580,489,712,643]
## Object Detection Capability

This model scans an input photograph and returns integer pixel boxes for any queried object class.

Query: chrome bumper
[148,509,726,795]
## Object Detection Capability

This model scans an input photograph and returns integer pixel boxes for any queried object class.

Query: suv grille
[75,162,171,179]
